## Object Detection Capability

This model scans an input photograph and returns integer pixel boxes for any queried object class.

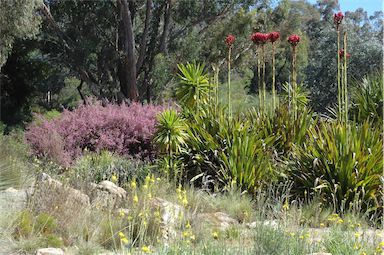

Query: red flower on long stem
[333,12,344,28]
[251,32,269,45]
[225,34,235,47]
[268,32,280,43]
[339,49,351,59]
[287,34,300,46]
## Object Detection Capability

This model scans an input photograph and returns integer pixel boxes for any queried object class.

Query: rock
[195,212,238,231]
[31,173,91,227]
[36,247,64,255]
[0,187,27,212]
[150,197,184,240]
[87,181,127,209]
[246,220,279,229]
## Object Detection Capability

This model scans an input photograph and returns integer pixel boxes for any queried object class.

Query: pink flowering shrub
[25,102,165,166]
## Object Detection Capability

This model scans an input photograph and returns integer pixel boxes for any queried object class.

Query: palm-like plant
[176,62,211,109]
[153,109,189,156]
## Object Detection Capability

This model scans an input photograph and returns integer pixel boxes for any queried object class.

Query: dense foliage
[25,102,164,166]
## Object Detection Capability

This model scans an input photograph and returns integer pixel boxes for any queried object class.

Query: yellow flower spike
[119,211,125,217]
[182,197,188,206]
[212,231,219,239]
[118,232,125,238]
[151,175,155,183]
[360,252,367,255]
[120,237,129,245]
[337,219,344,224]
[143,184,148,190]
[145,175,151,184]
[133,194,139,204]
[111,175,118,183]
[379,241,384,247]
[299,235,304,239]
[131,180,137,190]
[354,232,361,238]
[141,246,151,254]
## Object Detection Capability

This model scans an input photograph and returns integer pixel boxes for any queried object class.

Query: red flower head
[225,34,236,47]
[339,49,351,59]
[268,32,280,43]
[333,12,344,28]
[251,32,269,45]
[287,34,300,46]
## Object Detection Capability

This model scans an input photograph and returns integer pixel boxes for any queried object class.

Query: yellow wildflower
[379,241,384,247]
[212,231,219,239]
[319,223,325,228]
[120,237,129,244]
[111,175,118,183]
[190,234,196,241]
[147,193,152,199]
[133,194,139,203]
[186,221,191,229]
[299,235,304,239]
[337,219,344,224]
[118,232,125,238]
[354,232,361,238]
[141,246,151,253]
[145,175,151,184]
[127,215,133,221]
[156,177,161,181]
[131,180,137,190]
[182,231,189,238]
[289,232,295,237]
[119,211,125,217]
[182,197,188,206]
[360,252,367,255]
[143,184,148,190]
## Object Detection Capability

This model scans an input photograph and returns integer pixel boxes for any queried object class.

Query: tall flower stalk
[288,34,300,119]
[334,11,344,120]
[342,32,349,124]
[251,32,269,112]
[225,34,235,118]
[268,32,280,110]
[225,34,236,118]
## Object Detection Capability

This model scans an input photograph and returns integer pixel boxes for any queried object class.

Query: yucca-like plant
[153,109,189,156]
[153,110,189,180]
[176,62,211,109]
[289,121,383,214]
[350,72,383,124]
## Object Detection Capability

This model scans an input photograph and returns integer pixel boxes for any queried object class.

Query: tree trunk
[159,0,172,54]
[136,0,152,76]
[117,0,139,101]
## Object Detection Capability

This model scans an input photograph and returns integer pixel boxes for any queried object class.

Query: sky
[307,0,383,15]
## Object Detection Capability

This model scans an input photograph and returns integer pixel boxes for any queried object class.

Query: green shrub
[289,121,383,215]
[350,72,383,124]
[68,151,152,187]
